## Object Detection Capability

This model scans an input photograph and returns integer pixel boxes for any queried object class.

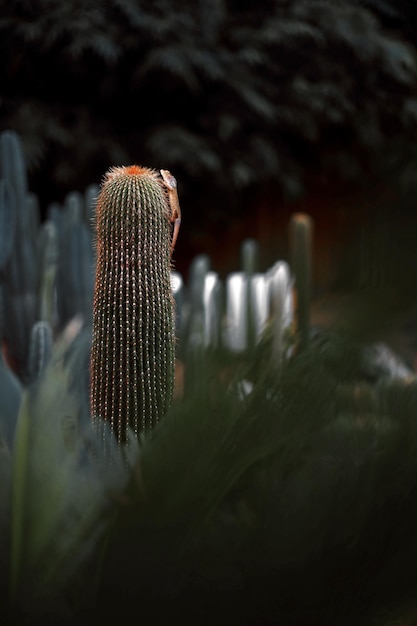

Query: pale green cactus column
[90,165,176,445]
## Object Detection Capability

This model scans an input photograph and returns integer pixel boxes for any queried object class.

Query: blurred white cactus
[268,261,293,365]
[225,272,248,352]
[203,271,221,348]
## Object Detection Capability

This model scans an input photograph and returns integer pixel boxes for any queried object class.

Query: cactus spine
[90,165,176,445]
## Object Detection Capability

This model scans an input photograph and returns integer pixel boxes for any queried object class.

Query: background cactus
[289,213,313,353]
[0,286,23,449]
[0,179,17,271]
[90,165,176,445]
[56,217,94,327]
[27,321,53,384]
[0,131,38,380]
[36,220,59,327]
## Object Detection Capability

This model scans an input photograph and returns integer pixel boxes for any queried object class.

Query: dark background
[2,0,417,286]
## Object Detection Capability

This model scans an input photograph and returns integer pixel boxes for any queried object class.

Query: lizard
[160,168,181,255]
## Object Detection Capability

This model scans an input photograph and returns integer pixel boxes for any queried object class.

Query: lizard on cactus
[90,165,180,446]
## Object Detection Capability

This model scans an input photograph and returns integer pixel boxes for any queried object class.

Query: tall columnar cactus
[90,165,178,445]
[289,213,313,353]
[0,131,38,380]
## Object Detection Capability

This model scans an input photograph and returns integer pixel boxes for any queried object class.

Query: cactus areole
[90,165,177,445]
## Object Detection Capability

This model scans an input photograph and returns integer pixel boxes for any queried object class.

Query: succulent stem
[90,166,176,445]
[289,213,313,353]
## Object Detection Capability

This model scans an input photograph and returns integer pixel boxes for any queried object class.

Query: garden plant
[1,130,417,626]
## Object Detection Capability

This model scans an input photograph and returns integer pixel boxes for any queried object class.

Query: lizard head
[160,169,177,191]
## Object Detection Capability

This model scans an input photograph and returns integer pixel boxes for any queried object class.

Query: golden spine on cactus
[90,165,180,445]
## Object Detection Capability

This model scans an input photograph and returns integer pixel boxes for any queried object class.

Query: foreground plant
[6,319,135,616]
[90,165,180,445]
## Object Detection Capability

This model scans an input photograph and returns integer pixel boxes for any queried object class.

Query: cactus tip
[104,165,158,183]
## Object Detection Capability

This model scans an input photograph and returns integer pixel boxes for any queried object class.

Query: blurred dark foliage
[0,0,417,282]
[4,319,417,626]
[1,0,417,226]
